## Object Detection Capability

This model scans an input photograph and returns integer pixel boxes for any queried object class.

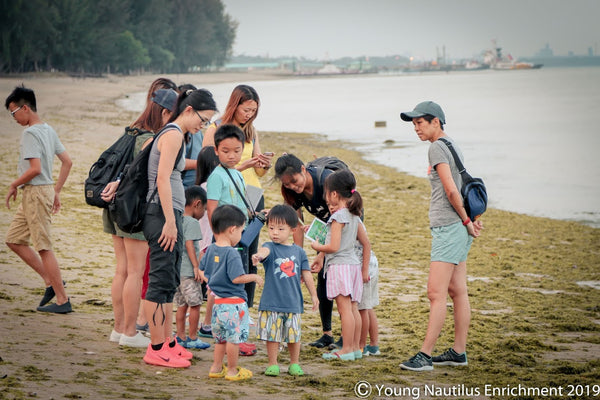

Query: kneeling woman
[143,89,217,368]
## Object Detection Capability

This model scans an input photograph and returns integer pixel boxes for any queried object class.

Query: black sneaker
[400,352,433,371]
[39,280,66,307]
[37,299,73,314]
[432,348,468,366]
[308,334,334,348]
[198,325,213,338]
[328,336,343,350]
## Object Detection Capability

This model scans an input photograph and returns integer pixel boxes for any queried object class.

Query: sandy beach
[0,72,599,400]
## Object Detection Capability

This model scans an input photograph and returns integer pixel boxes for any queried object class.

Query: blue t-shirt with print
[200,243,247,300]
[258,242,310,314]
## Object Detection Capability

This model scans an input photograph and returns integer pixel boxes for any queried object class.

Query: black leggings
[317,268,334,332]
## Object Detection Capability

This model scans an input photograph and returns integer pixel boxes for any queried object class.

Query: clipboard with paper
[305,218,328,244]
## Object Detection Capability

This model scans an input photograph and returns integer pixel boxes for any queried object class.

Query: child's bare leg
[367,309,379,346]
[175,304,188,339]
[288,342,301,365]
[266,341,279,366]
[351,302,362,351]
[202,293,214,327]
[210,342,226,373]
[188,305,200,339]
[335,295,355,355]
[225,342,240,376]
[359,309,369,349]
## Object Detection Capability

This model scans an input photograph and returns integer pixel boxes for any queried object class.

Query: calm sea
[118,67,600,227]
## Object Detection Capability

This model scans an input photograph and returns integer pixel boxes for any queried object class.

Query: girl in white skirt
[311,169,371,361]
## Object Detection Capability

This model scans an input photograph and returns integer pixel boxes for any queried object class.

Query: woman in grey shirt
[142,89,217,368]
[399,101,482,372]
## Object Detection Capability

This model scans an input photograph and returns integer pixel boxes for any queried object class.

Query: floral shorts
[256,311,301,343]
[211,299,249,345]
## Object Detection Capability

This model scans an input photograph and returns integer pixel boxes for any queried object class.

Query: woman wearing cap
[100,79,178,348]
[399,101,482,372]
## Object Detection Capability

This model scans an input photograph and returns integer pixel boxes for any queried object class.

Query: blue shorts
[211,299,250,344]
[430,221,473,265]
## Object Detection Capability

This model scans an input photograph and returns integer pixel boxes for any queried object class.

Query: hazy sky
[221,0,600,60]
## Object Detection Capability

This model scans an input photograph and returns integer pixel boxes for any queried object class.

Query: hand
[310,241,322,252]
[310,257,323,274]
[465,220,480,238]
[101,181,120,202]
[257,152,273,168]
[251,253,263,266]
[52,193,61,214]
[254,274,264,287]
[158,219,178,252]
[5,185,18,209]
[473,219,484,237]
[362,271,370,283]
[311,296,319,312]
[194,268,205,282]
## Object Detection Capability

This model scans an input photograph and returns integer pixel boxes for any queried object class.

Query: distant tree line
[0,0,237,75]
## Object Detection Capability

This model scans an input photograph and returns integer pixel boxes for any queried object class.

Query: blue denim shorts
[430,221,473,265]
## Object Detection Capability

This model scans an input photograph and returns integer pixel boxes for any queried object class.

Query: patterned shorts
[174,277,203,307]
[211,299,249,345]
[256,311,301,343]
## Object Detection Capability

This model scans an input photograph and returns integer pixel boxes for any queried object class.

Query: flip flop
[322,351,355,361]
[225,366,253,381]
[208,364,227,379]
[288,363,304,376]
[264,364,280,376]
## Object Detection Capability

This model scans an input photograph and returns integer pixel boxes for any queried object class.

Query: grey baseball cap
[151,88,178,112]
[400,101,446,124]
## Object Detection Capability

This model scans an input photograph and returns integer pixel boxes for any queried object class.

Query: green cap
[400,101,446,124]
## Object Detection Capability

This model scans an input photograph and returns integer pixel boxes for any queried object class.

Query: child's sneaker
[432,348,468,366]
[198,324,212,338]
[400,352,433,371]
[239,342,257,356]
[184,337,210,349]
[143,343,190,368]
[363,345,381,356]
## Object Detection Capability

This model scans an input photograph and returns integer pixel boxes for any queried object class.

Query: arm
[301,269,319,311]
[250,134,273,177]
[185,239,203,281]
[5,158,42,209]
[357,223,371,283]
[232,273,263,286]
[311,220,342,254]
[52,150,72,214]
[156,130,183,251]
[251,246,271,266]
[293,208,305,246]
[436,163,478,238]
[202,124,217,147]
[206,199,219,231]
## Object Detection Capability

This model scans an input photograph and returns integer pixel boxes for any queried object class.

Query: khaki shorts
[6,185,54,251]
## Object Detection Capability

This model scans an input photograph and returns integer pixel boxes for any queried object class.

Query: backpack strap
[148,124,184,203]
[222,165,256,218]
[438,137,466,173]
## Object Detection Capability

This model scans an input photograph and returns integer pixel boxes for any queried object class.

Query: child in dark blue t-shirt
[252,204,318,377]
[200,205,263,381]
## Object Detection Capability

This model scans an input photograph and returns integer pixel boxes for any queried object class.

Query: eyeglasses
[194,111,210,127]
[10,106,22,117]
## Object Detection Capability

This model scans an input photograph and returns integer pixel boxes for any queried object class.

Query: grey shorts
[174,277,203,307]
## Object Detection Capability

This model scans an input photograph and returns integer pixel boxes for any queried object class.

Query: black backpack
[307,156,349,187]
[84,127,143,208]
[110,125,183,234]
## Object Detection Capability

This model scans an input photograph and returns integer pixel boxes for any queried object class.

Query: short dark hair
[266,204,298,228]
[5,85,37,111]
[185,185,207,206]
[423,114,444,130]
[211,204,246,234]
[214,124,245,149]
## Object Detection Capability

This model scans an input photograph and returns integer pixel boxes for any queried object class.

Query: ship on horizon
[483,40,543,70]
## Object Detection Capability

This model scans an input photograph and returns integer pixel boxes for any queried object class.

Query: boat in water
[483,40,543,70]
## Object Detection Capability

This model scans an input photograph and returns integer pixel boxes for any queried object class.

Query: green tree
[113,30,150,73]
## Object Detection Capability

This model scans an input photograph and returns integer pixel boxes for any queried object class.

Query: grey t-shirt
[324,207,361,273]
[428,136,463,228]
[19,123,65,186]
[180,215,203,278]
[147,123,186,211]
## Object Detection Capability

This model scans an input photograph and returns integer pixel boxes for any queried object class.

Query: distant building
[536,43,553,57]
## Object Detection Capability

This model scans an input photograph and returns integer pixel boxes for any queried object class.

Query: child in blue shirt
[252,204,318,377]
[200,204,263,381]
[174,186,211,350]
